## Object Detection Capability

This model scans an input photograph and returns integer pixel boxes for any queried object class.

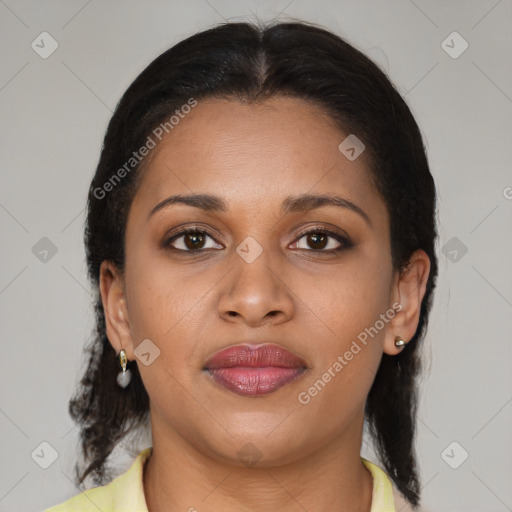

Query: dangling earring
[394,336,407,349]
[117,349,132,388]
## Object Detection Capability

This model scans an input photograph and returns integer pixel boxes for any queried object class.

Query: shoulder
[361,456,432,512]
[43,447,152,512]
[43,483,115,512]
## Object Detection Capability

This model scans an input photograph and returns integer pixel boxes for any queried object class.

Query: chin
[201,428,311,468]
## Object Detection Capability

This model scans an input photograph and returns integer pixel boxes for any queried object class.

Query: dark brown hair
[71,19,438,508]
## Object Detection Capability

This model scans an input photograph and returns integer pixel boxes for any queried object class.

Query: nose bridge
[229,204,279,269]
[218,232,294,324]
[233,233,281,296]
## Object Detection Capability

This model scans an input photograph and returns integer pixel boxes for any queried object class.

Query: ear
[383,249,431,356]
[99,260,135,360]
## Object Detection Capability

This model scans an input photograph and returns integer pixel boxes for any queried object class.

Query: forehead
[130,96,386,223]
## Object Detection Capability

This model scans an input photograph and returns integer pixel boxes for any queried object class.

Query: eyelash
[163,225,352,254]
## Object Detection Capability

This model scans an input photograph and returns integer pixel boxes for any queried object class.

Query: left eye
[291,229,349,252]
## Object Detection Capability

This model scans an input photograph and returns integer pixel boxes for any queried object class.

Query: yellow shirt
[44,447,398,511]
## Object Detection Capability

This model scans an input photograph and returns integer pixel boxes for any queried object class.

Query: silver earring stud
[117,349,132,388]
[394,336,407,349]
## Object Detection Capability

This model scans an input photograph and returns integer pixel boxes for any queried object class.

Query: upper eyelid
[166,223,348,238]
[294,224,349,239]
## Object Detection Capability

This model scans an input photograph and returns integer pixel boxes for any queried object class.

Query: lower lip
[206,367,306,396]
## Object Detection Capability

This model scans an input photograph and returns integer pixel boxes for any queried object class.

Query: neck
[143,407,373,512]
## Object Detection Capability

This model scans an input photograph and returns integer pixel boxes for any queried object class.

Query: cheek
[304,256,392,385]
[125,255,215,362]
[322,263,391,332]
[296,274,388,424]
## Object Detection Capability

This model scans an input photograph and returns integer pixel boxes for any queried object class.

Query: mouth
[203,343,308,397]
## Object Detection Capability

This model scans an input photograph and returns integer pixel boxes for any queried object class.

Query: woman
[45,19,437,512]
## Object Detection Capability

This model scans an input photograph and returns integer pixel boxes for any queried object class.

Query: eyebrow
[149,193,371,226]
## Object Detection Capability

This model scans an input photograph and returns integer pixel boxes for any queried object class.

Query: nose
[217,243,296,327]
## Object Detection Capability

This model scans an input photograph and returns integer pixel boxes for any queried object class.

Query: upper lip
[204,343,308,370]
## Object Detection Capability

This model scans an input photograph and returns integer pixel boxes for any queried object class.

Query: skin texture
[99,96,430,512]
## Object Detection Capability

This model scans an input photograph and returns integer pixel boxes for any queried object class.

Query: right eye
[163,227,224,252]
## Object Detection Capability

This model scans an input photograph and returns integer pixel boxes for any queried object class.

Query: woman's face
[101,96,428,466]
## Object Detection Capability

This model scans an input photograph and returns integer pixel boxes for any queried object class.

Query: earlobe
[383,249,431,356]
[99,260,134,359]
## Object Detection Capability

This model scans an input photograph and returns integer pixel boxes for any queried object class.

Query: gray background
[1,1,511,511]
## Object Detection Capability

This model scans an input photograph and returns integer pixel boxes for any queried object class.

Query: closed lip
[203,343,308,370]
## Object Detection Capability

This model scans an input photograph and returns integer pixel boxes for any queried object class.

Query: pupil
[186,233,204,250]
[309,233,327,249]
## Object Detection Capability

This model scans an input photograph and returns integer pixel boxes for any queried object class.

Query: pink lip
[204,344,308,396]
